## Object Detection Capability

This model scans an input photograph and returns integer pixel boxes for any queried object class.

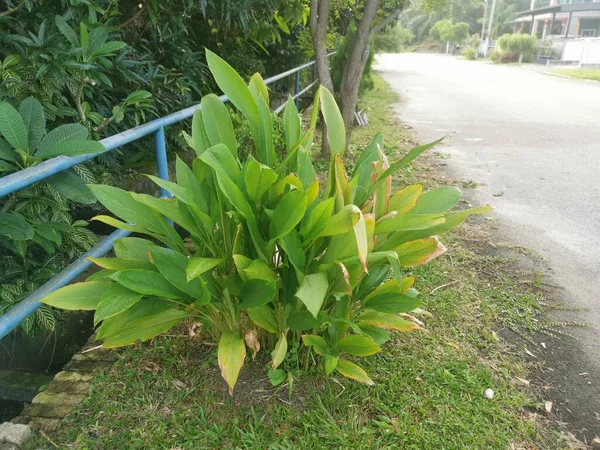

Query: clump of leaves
[42,50,490,394]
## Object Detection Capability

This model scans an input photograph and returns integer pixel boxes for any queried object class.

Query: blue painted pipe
[0,228,130,340]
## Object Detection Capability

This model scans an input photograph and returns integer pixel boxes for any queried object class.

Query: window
[582,29,597,36]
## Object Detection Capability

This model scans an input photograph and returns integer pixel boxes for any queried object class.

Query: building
[514,0,600,64]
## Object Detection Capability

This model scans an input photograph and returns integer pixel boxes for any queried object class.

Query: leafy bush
[331,28,374,95]
[463,48,476,60]
[42,51,490,393]
[489,49,501,63]
[499,52,519,63]
[0,98,106,336]
[374,25,414,53]
[430,21,470,45]
[497,33,537,63]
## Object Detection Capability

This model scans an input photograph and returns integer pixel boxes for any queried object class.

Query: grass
[36,76,571,450]
[549,68,600,81]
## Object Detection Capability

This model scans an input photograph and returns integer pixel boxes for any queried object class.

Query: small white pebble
[484,388,494,399]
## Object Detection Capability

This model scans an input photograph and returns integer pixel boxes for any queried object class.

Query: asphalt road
[376,53,600,435]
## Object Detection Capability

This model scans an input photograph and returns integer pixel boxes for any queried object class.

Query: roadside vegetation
[549,68,600,81]
[36,75,574,450]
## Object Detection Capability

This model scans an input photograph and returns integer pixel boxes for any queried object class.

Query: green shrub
[489,49,501,63]
[500,52,519,63]
[497,33,537,62]
[331,28,374,94]
[463,48,477,60]
[374,25,414,53]
[0,98,104,336]
[42,51,490,393]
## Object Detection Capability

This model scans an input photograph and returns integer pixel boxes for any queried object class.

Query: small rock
[484,388,494,399]
[545,401,553,413]
[0,423,33,450]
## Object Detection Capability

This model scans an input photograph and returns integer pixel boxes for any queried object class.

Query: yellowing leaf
[335,359,374,385]
[358,311,417,332]
[218,331,246,395]
[395,237,447,267]
[337,335,380,356]
[271,333,288,369]
[295,273,329,318]
[388,184,423,215]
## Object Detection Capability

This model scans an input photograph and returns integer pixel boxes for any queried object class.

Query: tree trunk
[339,0,380,138]
[310,0,334,158]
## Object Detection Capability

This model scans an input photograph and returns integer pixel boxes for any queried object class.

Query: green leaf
[283,96,301,152]
[205,49,258,125]
[359,325,391,346]
[36,124,88,157]
[85,26,108,57]
[92,41,126,57]
[374,214,445,234]
[0,102,28,150]
[0,137,16,162]
[150,247,207,299]
[268,369,286,386]
[124,90,152,104]
[337,335,380,356]
[288,310,327,331]
[269,189,307,240]
[199,143,241,181]
[256,94,276,166]
[201,94,237,157]
[409,186,462,214]
[395,237,447,267]
[243,259,278,282]
[94,284,143,325]
[388,184,423,215]
[34,222,62,246]
[377,137,445,185]
[192,110,210,156]
[318,86,345,156]
[244,160,277,204]
[114,237,158,260]
[38,139,105,159]
[324,355,338,376]
[278,229,306,271]
[55,15,79,47]
[249,73,269,105]
[41,281,112,310]
[335,359,374,385]
[295,272,329,319]
[101,300,188,348]
[248,305,279,333]
[110,269,189,299]
[218,331,246,395]
[88,257,155,271]
[300,197,335,242]
[19,97,45,152]
[297,142,316,189]
[271,333,287,369]
[0,213,34,240]
[364,293,422,314]
[301,334,328,356]
[319,205,361,237]
[47,171,95,204]
[186,257,223,281]
[89,185,174,236]
[238,279,277,309]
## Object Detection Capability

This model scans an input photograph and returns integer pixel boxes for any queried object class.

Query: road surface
[375,53,600,436]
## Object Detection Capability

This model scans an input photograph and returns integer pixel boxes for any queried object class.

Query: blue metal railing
[0,57,327,340]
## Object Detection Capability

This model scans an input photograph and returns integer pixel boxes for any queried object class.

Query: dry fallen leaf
[515,377,530,386]
[173,380,186,389]
[544,401,553,413]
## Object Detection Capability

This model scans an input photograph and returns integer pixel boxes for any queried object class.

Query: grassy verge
[37,76,568,450]
[549,68,600,81]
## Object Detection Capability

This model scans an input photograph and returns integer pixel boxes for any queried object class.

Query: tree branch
[118,5,146,29]
[370,7,404,35]
[0,1,23,18]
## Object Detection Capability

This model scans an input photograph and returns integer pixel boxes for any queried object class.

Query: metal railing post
[154,126,172,198]
[295,70,301,108]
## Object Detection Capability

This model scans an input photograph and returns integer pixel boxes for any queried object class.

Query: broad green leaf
[200,143,241,181]
[243,259,278,282]
[201,94,237,157]
[256,94,276,166]
[150,247,207,299]
[41,281,112,310]
[48,171,95,204]
[186,257,223,281]
[218,331,246,395]
[124,90,152,103]
[176,156,210,212]
[114,237,158,260]
[244,160,277,204]
[89,185,174,236]
[88,257,155,271]
[271,333,287,369]
[248,73,269,105]
[0,137,16,162]
[357,311,417,332]
[192,110,210,156]
[94,284,143,324]
[295,272,329,318]
[110,269,188,299]
[388,184,423,215]
[337,335,380,356]
[372,150,391,220]
[359,324,391,346]
[410,186,462,214]
[374,214,445,234]
[283,96,301,152]
[55,15,79,47]
[131,194,202,238]
[395,237,447,267]
[335,359,374,385]
[288,310,328,331]
[92,41,126,57]
[205,50,258,125]
[354,212,368,271]
[300,197,335,242]
[146,176,194,203]
[324,355,338,376]
[19,97,45,151]
[0,102,28,150]
[351,133,382,206]
[268,369,286,386]
[301,334,328,355]
[102,302,188,348]
[269,189,307,240]
[356,266,390,300]
[279,229,306,271]
[318,86,345,156]
[238,279,277,309]
[297,142,316,189]
[319,205,361,237]
[364,293,422,314]
[0,212,34,240]
[378,137,445,186]
[248,305,279,333]
[86,26,108,57]
[36,124,88,157]
[33,222,62,245]
[39,139,105,159]
[87,270,116,281]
